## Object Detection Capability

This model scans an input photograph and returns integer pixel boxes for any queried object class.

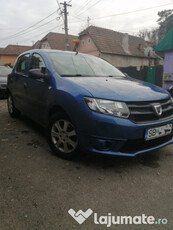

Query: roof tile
[41,32,77,51]
[80,26,149,57]
[1,45,31,55]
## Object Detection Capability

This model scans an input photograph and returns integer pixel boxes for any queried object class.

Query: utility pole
[60,1,72,50]
[87,16,91,28]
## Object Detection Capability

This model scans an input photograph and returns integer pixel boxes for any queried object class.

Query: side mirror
[167,86,173,97]
[29,68,50,83]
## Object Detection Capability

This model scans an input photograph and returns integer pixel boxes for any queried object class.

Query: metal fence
[119,66,163,87]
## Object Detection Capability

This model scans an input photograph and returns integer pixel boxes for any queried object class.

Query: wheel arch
[48,105,70,120]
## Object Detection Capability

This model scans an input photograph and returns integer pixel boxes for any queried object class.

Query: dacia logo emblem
[152,103,162,116]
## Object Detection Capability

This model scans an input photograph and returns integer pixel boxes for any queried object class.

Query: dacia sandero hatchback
[7,49,173,159]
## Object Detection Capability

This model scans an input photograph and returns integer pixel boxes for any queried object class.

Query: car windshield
[0,66,12,77]
[47,52,125,77]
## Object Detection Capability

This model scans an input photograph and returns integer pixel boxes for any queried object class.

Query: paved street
[0,99,173,230]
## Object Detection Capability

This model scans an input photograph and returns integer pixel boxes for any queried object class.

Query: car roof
[21,49,95,58]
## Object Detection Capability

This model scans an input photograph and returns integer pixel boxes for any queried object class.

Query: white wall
[41,41,51,49]
[100,53,155,68]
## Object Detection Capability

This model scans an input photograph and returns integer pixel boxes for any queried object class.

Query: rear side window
[16,54,29,74]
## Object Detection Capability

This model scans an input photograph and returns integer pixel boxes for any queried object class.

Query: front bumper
[76,111,173,156]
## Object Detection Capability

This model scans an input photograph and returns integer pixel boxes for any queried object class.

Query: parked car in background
[0,66,12,98]
[7,49,173,159]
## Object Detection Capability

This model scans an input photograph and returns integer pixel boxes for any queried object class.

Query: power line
[15,23,64,46]
[0,27,23,30]
[0,10,58,41]
[92,3,173,20]
[26,17,60,34]
[29,24,63,39]
[69,14,86,22]
[0,18,63,45]
[56,0,64,20]
[0,17,60,41]
[72,0,93,15]
[76,0,102,17]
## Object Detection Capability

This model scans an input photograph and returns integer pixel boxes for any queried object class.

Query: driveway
[0,99,173,230]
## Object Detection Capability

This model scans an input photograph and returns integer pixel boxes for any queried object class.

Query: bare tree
[157,9,173,40]
[138,28,158,46]
[138,9,173,44]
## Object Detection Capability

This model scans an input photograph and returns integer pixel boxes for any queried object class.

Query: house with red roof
[37,32,77,51]
[77,26,157,68]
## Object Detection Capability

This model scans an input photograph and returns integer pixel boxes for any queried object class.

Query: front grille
[121,133,173,153]
[127,99,173,123]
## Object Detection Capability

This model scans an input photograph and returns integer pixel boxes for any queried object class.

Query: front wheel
[48,112,78,159]
[7,94,20,118]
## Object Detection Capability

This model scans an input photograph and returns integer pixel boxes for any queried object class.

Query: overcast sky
[0,0,172,47]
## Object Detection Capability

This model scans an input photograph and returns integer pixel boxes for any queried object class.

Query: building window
[42,44,47,49]
[81,40,85,46]
[87,38,91,44]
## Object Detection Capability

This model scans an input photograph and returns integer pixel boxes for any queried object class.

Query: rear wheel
[7,94,20,117]
[48,112,78,159]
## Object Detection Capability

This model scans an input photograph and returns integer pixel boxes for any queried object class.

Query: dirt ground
[0,99,173,230]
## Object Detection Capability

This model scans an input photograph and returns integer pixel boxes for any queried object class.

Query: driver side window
[29,53,46,72]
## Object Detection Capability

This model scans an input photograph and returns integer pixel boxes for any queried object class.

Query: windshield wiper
[108,75,125,78]
[61,74,98,77]
[61,74,83,77]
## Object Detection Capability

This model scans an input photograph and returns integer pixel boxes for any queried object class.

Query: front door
[11,53,30,112]
[24,53,51,124]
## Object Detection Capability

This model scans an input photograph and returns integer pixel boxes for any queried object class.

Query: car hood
[67,76,169,102]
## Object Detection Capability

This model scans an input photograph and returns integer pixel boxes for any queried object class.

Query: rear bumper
[76,111,173,156]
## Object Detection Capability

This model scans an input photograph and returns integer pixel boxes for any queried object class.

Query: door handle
[24,82,27,88]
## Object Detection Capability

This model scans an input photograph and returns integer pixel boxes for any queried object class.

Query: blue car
[7,49,173,159]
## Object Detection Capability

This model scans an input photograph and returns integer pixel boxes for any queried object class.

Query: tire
[48,112,78,159]
[7,94,20,118]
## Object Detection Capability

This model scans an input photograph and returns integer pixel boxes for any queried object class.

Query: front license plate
[145,124,172,141]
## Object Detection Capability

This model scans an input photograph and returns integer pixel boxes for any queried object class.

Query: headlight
[84,97,130,118]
